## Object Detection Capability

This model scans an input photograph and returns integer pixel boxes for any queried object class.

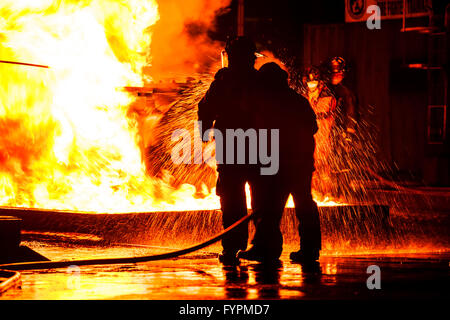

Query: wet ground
[1,236,449,300]
[1,191,449,301]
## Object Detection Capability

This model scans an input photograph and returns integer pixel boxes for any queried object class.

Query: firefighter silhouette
[237,62,321,264]
[325,57,358,136]
[302,66,337,199]
[324,57,359,199]
[197,36,260,265]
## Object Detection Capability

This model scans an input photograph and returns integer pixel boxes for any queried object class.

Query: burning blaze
[0,0,222,212]
[0,2,442,258]
[0,0,340,214]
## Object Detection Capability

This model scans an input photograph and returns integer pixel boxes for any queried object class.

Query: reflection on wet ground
[1,237,449,300]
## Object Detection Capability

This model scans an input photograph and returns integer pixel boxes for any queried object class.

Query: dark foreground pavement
[1,235,449,300]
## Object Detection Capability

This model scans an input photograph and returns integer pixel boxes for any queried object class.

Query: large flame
[0,0,223,212]
[0,0,341,214]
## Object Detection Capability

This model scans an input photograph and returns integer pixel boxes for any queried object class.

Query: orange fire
[0,0,226,212]
[0,0,341,214]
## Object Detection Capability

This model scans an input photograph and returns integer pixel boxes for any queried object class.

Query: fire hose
[0,211,254,271]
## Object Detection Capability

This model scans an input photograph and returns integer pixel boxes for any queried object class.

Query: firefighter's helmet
[329,56,347,74]
[305,66,321,82]
[225,36,257,59]
[301,66,322,92]
[259,62,288,87]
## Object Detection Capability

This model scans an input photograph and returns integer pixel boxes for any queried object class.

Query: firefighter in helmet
[237,62,321,264]
[324,57,359,198]
[197,36,260,265]
[302,66,337,198]
[325,57,358,139]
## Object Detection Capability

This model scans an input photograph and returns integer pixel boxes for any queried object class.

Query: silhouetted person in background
[326,57,358,141]
[238,62,321,263]
[302,66,337,198]
[198,36,260,265]
[324,57,359,198]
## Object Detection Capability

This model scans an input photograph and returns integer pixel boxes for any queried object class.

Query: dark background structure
[209,0,450,186]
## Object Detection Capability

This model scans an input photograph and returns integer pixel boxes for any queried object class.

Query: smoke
[146,0,231,82]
